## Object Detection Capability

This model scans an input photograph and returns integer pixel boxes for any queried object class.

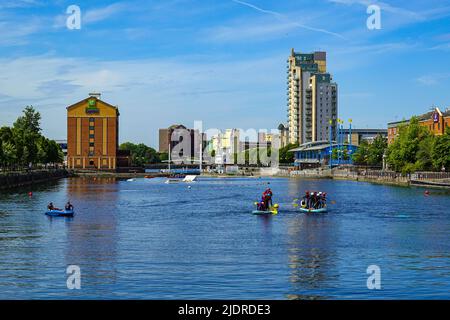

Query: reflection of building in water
[64,177,119,291]
[286,216,339,300]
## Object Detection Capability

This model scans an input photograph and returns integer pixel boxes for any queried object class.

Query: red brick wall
[67,117,77,157]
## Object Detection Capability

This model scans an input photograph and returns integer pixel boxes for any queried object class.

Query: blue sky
[0,0,450,148]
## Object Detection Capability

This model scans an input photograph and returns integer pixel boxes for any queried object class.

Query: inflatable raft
[299,207,327,214]
[45,210,75,217]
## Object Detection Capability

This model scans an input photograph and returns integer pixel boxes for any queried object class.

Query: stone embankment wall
[0,169,70,191]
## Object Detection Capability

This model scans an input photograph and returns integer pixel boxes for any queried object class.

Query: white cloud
[416,73,450,86]
[0,0,41,9]
[0,54,286,145]
[53,2,129,29]
[83,2,128,24]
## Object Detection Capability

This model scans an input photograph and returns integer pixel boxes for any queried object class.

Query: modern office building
[159,124,205,159]
[287,49,337,145]
[67,93,129,170]
[387,107,450,144]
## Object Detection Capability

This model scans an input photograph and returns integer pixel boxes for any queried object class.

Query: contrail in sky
[231,0,347,40]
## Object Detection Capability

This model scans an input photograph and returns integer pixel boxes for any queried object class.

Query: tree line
[0,106,64,170]
[119,142,168,166]
[352,117,450,173]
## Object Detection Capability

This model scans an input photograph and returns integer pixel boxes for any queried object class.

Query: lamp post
[199,134,203,174]
[168,142,171,172]
[337,119,343,165]
[329,119,333,169]
[348,119,352,164]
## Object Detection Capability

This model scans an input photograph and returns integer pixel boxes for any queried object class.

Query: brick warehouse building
[67,93,130,170]
[387,106,450,144]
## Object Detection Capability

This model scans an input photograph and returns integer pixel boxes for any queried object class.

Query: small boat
[182,175,197,182]
[299,207,327,214]
[45,210,75,217]
[252,204,279,215]
[165,178,182,184]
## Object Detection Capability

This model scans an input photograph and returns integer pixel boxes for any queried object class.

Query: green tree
[158,152,169,162]
[13,106,41,134]
[0,127,15,168]
[431,127,450,171]
[352,140,369,165]
[12,106,42,167]
[1,142,17,169]
[38,137,64,165]
[279,142,298,164]
[331,147,338,160]
[386,117,433,174]
[415,134,434,171]
[0,107,64,169]
[367,135,387,166]
[119,142,160,166]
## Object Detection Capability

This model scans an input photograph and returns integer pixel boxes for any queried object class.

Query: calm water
[0,176,449,299]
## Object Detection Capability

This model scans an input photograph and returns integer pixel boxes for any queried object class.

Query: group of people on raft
[300,191,327,209]
[256,188,273,211]
[47,201,74,212]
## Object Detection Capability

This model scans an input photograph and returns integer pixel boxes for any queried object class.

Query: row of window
[389,121,449,135]
[89,118,95,156]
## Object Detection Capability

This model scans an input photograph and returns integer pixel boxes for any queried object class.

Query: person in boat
[316,192,322,208]
[65,201,74,211]
[321,193,327,208]
[312,192,320,209]
[315,192,327,209]
[47,202,61,211]
[301,191,311,208]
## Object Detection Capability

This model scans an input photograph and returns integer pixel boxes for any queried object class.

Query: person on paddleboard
[263,188,273,208]
[257,200,266,211]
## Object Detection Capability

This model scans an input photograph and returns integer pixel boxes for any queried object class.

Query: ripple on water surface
[0,177,449,299]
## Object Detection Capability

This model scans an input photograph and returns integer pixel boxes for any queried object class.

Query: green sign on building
[86,98,100,114]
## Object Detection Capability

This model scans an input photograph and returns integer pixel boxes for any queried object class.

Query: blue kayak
[299,207,327,214]
[45,210,74,217]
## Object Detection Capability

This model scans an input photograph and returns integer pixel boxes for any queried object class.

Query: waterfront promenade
[2,166,448,192]
[290,167,450,189]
